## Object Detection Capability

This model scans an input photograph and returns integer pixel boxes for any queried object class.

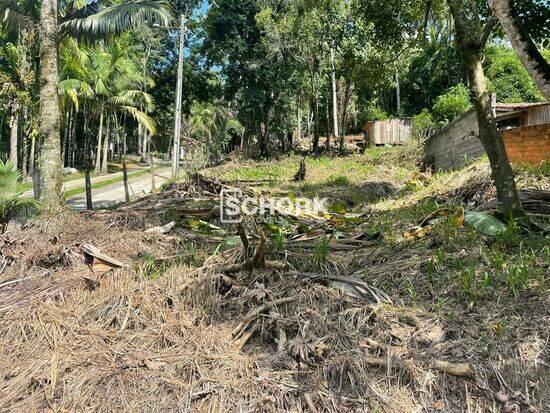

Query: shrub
[0,160,37,232]
[432,84,472,123]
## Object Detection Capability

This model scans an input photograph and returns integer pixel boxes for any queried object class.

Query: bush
[412,109,437,140]
[364,105,388,122]
[0,160,37,232]
[432,84,472,123]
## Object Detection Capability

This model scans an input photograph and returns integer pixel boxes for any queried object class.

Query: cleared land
[0,147,548,412]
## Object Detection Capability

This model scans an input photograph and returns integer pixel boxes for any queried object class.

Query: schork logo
[220,188,329,223]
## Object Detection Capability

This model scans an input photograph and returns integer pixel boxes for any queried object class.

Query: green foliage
[0,160,37,232]
[363,104,388,122]
[411,109,436,140]
[432,84,472,123]
[485,46,544,103]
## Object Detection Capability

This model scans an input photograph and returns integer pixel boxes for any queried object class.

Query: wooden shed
[364,118,412,146]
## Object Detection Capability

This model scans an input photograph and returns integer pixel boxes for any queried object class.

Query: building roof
[495,102,548,112]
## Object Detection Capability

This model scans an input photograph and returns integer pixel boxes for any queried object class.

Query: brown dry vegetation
[0,149,548,412]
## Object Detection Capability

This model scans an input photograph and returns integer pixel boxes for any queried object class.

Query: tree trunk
[489,0,550,100]
[309,61,320,154]
[448,0,524,218]
[260,106,271,158]
[62,108,72,167]
[339,80,352,153]
[101,115,110,174]
[137,123,143,155]
[296,94,302,142]
[325,94,331,149]
[95,110,104,175]
[21,107,29,178]
[9,100,19,169]
[29,132,36,177]
[39,0,64,211]
[330,45,339,139]
[395,68,401,114]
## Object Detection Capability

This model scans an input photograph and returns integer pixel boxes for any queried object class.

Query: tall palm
[1,0,170,211]
[85,42,155,174]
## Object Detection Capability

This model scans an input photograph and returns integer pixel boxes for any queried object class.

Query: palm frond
[59,1,172,40]
[120,105,156,135]
[0,159,20,201]
[110,89,155,112]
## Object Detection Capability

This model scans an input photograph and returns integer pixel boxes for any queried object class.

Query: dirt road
[67,167,172,210]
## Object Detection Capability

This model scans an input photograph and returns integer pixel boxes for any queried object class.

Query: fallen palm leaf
[145,221,176,234]
[81,244,127,273]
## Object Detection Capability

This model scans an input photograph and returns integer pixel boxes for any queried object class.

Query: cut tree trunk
[489,0,550,101]
[95,110,104,175]
[39,0,64,211]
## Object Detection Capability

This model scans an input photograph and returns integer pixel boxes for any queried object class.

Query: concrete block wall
[425,110,549,171]
[424,110,485,170]
[502,124,550,164]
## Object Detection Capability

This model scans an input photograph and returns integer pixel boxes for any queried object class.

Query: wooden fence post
[122,159,130,203]
[150,153,157,194]
[85,168,93,211]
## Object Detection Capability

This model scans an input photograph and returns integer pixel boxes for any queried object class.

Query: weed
[314,236,330,267]
[507,264,529,296]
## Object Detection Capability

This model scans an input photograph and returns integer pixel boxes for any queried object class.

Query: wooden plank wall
[365,119,412,145]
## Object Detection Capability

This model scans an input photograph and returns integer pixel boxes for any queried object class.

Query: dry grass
[0,153,548,413]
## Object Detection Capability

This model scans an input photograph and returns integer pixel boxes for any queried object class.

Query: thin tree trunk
[325,94,331,149]
[261,105,271,158]
[150,152,156,194]
[330,45,339,139]
[9,100,19,169]
[489,0,550,100]
[62,109,72,167]
[39,0,64,211]
[122,158,130,203]
[448,0,524,218]
[22,107,28,178]
[339,80,352,153]
[95,110,104,175]
[29,133,36,177]
[396,68,401,114]
[137,123,143,155]
[101,115,110,174]
[296,93,302,142]
[309,60,320,154]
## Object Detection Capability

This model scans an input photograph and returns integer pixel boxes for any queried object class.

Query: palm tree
[85,42,155,174]
[1,0,170,211]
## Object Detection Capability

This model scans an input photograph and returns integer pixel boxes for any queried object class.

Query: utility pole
[172,14,186,179]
